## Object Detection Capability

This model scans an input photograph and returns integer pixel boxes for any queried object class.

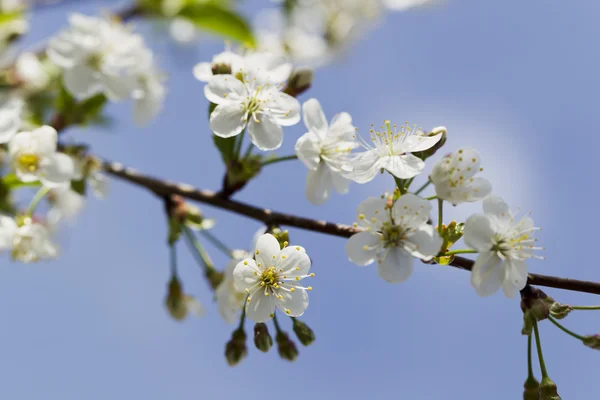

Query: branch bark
[101,159,600,296]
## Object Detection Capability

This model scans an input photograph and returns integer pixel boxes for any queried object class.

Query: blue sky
[0,0,599,398]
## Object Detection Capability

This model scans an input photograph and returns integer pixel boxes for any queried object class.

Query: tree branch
[101,159,600,296]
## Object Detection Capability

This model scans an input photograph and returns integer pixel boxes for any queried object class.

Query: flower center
[12,235,38,263]
[260,267,280,288]
[16,153,40,173]
[86,53,104,70]
[382,222,406,248]
[244,93,263,115]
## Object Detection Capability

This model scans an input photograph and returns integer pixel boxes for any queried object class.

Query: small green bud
[292,318,316,346]
[253,323,273,353]
[276,331,299,362]
[283,68,313,97]
[212,63,232,76]
[523,375,540,400]
[270,227,290,249]
[165,276,186,321]
[549,302,572,320]
[583,334,600,350]
[225,329,248,366]
[539,377,561,400]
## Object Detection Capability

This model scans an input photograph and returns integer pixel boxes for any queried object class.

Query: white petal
[505,259,528,292]
[483,196,510,219]
[63,65,103,100]
[346,231,382,266]
[331,171,350,194]
[40,153,75,187]
[302,98,328,139]
[305,164,332,205]
[471,252,505,297]
[377,247,414,283]
[102,74,137,101]
[451,148,482,180]
[344,150,381,184]
[248,115,283,151]
[204,74,246,105]
[329,112,354,140]
[245,291,276,322]
[233,258,260,292]
[274,287,308,317]
[91,174,109,199]
[193,62,213,82]
[254,233,282,269]
[276,245,311,277]
[502,281,518,298]
[216,283,242,324]
[0,109,20,144]
[382,154,425,179]
[30,125,58,155]
[405,224,442,260]
[0,216,17,250]
[391,193,431,227]
[458,177,492,203]
[356,197,388,228]
[464,214,495,252]
[403,132,442,152]
[265,91,300,126]
[184,296,205,317]
[209,103,246,138]
[295,132,321,170]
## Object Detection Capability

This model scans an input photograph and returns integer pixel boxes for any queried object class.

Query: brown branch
[101,159,600,296]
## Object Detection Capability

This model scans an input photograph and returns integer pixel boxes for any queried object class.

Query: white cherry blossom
[205,74,300,151]
[344,122,444,183]
[0,216,58,263]
[346,194,442,283]
[15,52,50,90]
[131,63,166,126]
[233,233,313,323]
[0,94,22,143]
[47,13,151,101]
[47,187,86,228]
[430,148,492,205]
[194,48,292,84]
[295,98,358,204]
[216,250,250,324]
[464,196,543,298]
[8,126,74,187]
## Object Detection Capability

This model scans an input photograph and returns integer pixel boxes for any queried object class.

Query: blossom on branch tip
[430,148,492,205]
[8,125,74,187]
[205,74,300,151]
[464,196,543,298]
[233,233,312,323]
[0,216,58,263]
[346,194,442,283]
[343,121,443,183]
[295,98,358,204]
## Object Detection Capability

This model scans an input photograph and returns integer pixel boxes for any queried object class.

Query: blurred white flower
[8,125,74,187]
[0,0,28,50]
[47,13,152,101]
[194,47,292,84]
[205,74,300,151]
[346,194,442,283]
[216,249,250,324]
[464,196,543,298]
[15,52,50,90]
[383,0,441,11]
[344,122,443,183]
[233,233,313,323]
[168,17,201,44]
[430,148,492,205]
[0,94,22,143]
[0,216,58,263]
[47,187,85,228]
[132,63,166,126]
[295,98,358,204]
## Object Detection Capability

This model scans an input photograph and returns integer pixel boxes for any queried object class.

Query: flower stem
[169,243,178,277]
[272,312,282,333]
[26,186,51,217]
[437,198,444,235]
[243,142,254,159]
[532,320,549,379]
[200,229,233,258]
[392,176,406,195]
[234,131,245,161]
[527,333,534,379]
[426,195,438,200]
[260,155,297,167]
[237,295,248,331]
[548,315,585,341]
[414,180,431,195]
[571,305,600,310]
[183,226,215,273]
[441,249,478,256]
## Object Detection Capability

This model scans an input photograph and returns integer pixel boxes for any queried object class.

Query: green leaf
[209,102,236,164]
[55,82,107,126]
[179,4,255,47]
[1,174,41,189]
[71,179,87,196]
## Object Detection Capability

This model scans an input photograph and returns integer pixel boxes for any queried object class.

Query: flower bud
[283,68,313,97]
[523,376,540,400]
[225,329,248,366]
[253,323,273,353]
[539,377,561,400]
[292,318,316,346]
[583,334,600,350]
[521,286,549,322]
[276,331,299,362]
[549,302,572,320]
[165,276,186,321]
